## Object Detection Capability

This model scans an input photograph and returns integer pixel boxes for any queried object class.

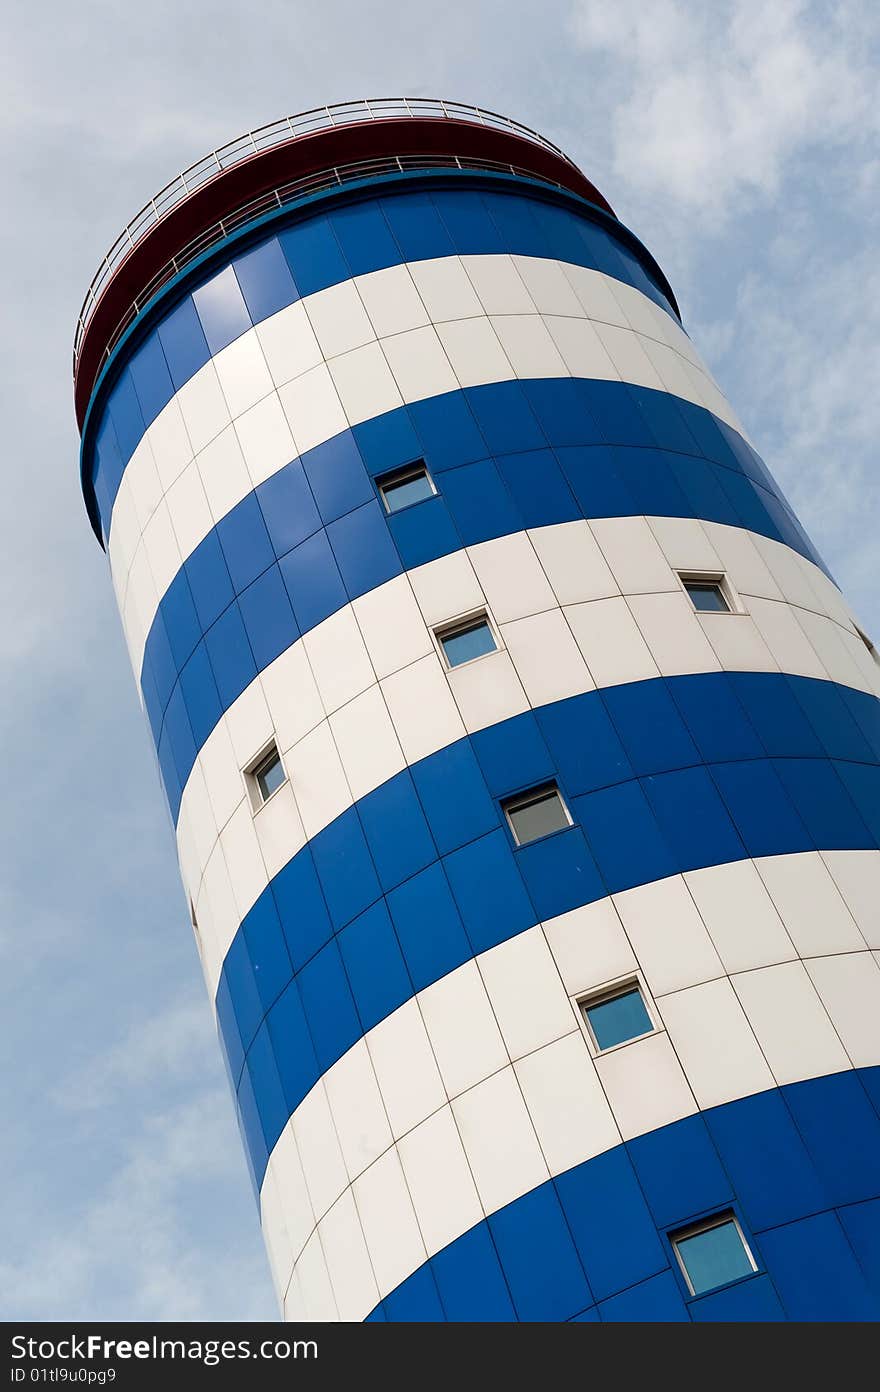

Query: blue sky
[1,0,877,1321]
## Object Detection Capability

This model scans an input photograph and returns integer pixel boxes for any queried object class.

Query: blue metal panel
[705,1087,826,1231]
[431,1226,517,1322]
[380,191,455,262]
[216,494,275,593]
[156,295,211,390]
[192,265,252,354]
[278,530,348,632]
[238,566,299,670]
[203,602,257,708]
[309,807,381,931]
[555,1147,668,1301]
[440,458,522,546]
[642,765,745,873]
[357,774,437,892]
[574,780,678,892]
[266,979,318,1115]
[783,1071,880,1210]
[496,447,580,528]
[773,757,873,850]
[245,1024,289,1159]
[514,826,603,921]
[326,498,400,598]
[381,1264,446,1322]
[627,1114,732,1230]
[409,390,487,470]
[710,758,813,857]
[128,331,174,426]
[330,201,400,275]
[242,894,293,1017]
[598,1270,689,1322]
[186,532,235,630]
[106,370,144,463]
[689,1275,785,1322]
[271,851,333,972]
[603,680,700,777]
[257,459,320,556]
[386,862,473,992]
[222,930,264,1062]
[232,238,298,324]
[669,672,763,764]
[337,899,412,1034]
[387,492,461,569]
[411,740,499,855]
[838,1199,880,1304]
[488,1185,592,1321]
[302,432,373,524]
[279,216,346,295]
[296,939,360,1074]
[759,1212,877,1322]
[443,828,535,955]
[472,711,554,797]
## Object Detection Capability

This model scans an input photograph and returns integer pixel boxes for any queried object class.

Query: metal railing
[77,153,563,379]
[74,98,575,379]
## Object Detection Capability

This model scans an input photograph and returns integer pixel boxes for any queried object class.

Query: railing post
[73,99,578,386]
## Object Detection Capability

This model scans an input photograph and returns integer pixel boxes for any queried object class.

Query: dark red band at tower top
[73,113,615,428]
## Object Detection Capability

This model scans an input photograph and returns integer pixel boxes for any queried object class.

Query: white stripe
[177,518,880,1000]
[103,254,748,679]
[254,855,880,1319]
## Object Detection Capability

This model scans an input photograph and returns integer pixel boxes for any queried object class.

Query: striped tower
[75,100,880,1322]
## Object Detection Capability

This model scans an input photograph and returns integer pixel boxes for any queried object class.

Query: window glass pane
[675,1219,753,1295]
[507,789,569,844]
[585,987,652,1050]
[256,751,285,801]
[684,581,729,612]
[380,468,434,513]
[441,619,497,667]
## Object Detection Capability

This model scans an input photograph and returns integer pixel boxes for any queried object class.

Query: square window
[580,981,654,1051]
[376,460,436,514]
[671,1212,757,1296]
[246,741,286,809]
[436,612,498,669]
[679,573,732,613]
[502,783,571,846]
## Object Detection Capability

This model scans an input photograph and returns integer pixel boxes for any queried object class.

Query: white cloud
[569,0,878,220]
[0,1093,272,1321]
[0,997,274,1321]
[708,243,880,620]
[564,0,880,626]
[55,998,217,1113]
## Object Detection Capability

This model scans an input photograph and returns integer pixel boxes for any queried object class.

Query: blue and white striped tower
[75,100,880,1322]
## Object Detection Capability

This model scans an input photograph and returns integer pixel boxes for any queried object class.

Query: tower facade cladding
[74,100,880,1322]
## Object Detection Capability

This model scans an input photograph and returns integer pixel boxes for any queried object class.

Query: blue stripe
[365,1067,880,1322]
[142,377,823,822]
[86,180,680,539]
[215,671,880,1190]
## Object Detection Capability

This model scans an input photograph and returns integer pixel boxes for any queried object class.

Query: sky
[0,0,877,1322]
